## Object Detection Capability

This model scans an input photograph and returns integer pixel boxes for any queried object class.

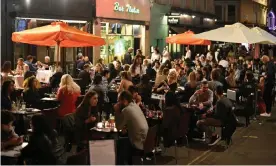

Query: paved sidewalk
[156,109,276,165]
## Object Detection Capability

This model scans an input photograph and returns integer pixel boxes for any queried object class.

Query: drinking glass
[21,102,26,111]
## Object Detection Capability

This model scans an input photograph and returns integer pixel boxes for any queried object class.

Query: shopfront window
[100,22,143,63]
[227,5,236,22]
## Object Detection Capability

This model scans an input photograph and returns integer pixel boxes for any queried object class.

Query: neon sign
[267,10,276,30]
[114,2,140,14]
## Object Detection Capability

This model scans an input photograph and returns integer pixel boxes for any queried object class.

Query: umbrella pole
[56,41,60,67]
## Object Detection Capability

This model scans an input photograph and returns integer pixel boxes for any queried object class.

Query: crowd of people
[1,45,275,164]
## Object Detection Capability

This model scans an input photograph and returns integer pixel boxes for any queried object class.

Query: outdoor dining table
[13,75,24,89]
[41,97,58,102]
[36,70,54,83]
[12,108,42,135]
[151,93,165,110]
[90,122,121,140]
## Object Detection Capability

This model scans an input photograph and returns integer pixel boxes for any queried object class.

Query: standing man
[78,64,92,94]
[162,46,171,63]
[185,46,191,60]
[260,55,275,117]
[123,47,133,65]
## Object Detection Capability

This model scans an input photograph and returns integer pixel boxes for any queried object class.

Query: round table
[36,70,54,83]
[13,75,24,89]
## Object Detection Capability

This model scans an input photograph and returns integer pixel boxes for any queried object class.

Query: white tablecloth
[36,70,54,83]
[13,75,24,89]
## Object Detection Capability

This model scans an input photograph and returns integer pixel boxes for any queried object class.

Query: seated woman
[154,66,169,88]
[1,80,15,111]
[156,70,178,94]
[137,74,152,105]
[1,111,23,150]
[20,115,66,165]
[75,91,99,152]
[23,76,41,108]
[128,85,142,106]
[180,71,198,102]
[57,74,81,117]
[50,67,63,89]
[1,61,15,82]
[162,91,182,147]
[89,74,109,104]
[108,63,118,83]
[117,71,133,93]
[225,69,237,88]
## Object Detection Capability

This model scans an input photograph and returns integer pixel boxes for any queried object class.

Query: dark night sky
[270,0,276,10]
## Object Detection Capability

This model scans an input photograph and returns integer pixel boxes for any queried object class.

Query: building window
[204,0,207,11]
[215,5,223,21]
[181,0,186,8]
[192,0,197,10]
[228,5,236,22]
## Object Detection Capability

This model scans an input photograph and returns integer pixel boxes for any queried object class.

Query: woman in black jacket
[162,91,182,147]
[19,115,66,165]
[23,76,41,108]
[75,90,99,151]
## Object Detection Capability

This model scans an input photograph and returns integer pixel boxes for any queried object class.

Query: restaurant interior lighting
[182,14,190,17]
[15,17,88,24]
[192,15,196,18]
[214,19,217,22]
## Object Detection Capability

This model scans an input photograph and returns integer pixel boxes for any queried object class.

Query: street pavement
[156,109,276,165]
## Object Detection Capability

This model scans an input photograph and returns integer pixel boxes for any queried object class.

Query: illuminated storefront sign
[168,17,180,24]
[114,2,140,14]
[96,0,150,22]
[267,10,276,30]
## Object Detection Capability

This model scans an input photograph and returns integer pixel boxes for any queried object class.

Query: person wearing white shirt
[219,58,229,68]
[185,46,191,60]
[152,61,160,73]
[151,48,161,63]
[215,49,220,62]
[112,56,118,67]
[206,51,213,61]
[162,47,171,64]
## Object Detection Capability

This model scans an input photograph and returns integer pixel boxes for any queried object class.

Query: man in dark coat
[123,47,133,65]
[260,55,275,117]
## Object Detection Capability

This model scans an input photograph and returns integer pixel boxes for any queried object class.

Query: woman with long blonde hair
[57,74,81,117]
[187,71,197,88]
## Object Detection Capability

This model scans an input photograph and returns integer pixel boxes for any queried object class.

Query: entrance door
[134,37,141,54]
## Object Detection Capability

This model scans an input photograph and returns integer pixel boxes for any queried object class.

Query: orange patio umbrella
[166,30,211,45]
[12,22,106,64]
[12,21,106,47]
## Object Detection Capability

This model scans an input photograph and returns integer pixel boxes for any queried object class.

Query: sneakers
[193,132,206,142]
[154,146,162,153]
[208,135,221,146]
[260,113,271,117]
